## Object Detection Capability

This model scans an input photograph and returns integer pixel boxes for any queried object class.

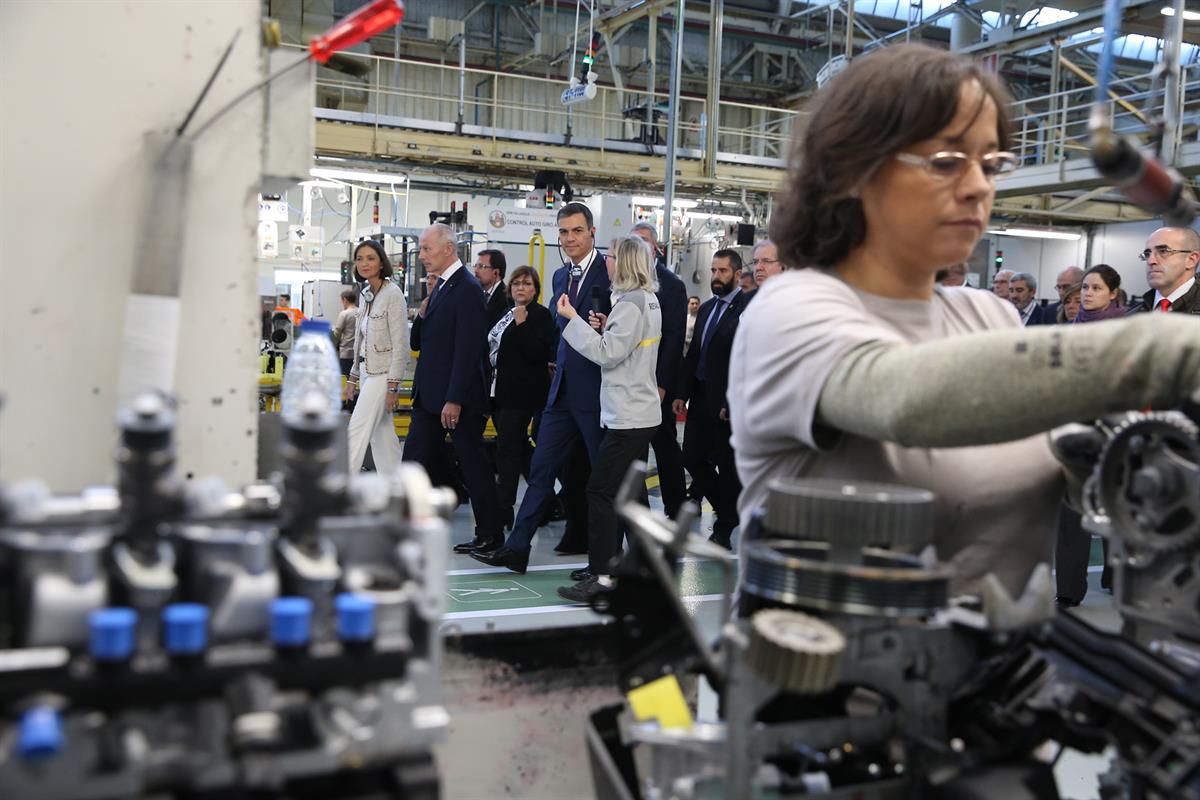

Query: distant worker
[273,293,306,327]
[751,239,785,288]
[333,287,358,376]
[684,295,700,352]
[1044,265,1084,321]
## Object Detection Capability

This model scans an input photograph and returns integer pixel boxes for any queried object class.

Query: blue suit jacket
[411,266,489,416]
[546,251,610,411]
[654,260,687,394]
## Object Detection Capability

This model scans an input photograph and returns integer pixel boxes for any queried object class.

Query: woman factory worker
[727,44,1200,597]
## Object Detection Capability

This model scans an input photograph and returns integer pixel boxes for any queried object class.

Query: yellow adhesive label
[626,674,693,730]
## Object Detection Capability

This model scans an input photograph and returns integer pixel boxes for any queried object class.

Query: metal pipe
[1049,40,1061,163]
[1162,0,1185,164]
[663,0,686,269]
[704,0,724,178]
[647,13,657,138]
[845,0,854,59]
[457,33,467,133]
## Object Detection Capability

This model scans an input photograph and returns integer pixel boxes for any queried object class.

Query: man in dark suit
[472,202,610,573]
[1131,226,1200,315]
[1009,272,1049,326]
[631,222,688,518]
[404,223,502,552]
[474,248,512,329]
[673,249,747,549]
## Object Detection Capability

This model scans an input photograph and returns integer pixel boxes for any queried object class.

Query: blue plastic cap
[162,604,209,655]
[335,593,377,643]
[271,597,314,647]
[299,319,332,334]
[18,707,63,759]
[89,607,138,662]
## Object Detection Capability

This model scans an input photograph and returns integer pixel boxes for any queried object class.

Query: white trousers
[347,374,403,474]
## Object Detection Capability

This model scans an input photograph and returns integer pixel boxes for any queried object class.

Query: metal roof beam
[957,0,1158,58]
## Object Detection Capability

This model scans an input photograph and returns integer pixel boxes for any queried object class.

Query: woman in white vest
[343,240,408,473]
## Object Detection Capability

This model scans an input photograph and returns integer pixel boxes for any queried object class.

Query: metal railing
[1008,63,1200,167]
[300,45,1199,177]
[298,45,803,163]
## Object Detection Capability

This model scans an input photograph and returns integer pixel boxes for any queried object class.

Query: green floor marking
[444,559,728,614]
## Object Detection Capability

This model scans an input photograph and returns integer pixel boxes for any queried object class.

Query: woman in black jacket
[488,266,558,531]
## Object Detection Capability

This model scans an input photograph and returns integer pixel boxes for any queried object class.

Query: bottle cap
[335,593,377,642]
[271,597,314,647]
[89,607,138,661]
[299,319,332,334]
[18,707,63,759]
[162,603,209,655]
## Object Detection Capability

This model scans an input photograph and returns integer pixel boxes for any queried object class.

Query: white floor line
[446,554,737,577]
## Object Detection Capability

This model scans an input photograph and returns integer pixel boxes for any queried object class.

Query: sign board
[257,221,278,259]
[288,225,324,263]
[485,206,559,242]
[258,197,289,222]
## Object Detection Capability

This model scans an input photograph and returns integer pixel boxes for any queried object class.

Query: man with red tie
[1134,226,1200,315]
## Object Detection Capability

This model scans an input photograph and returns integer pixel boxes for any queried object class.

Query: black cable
[176,28,242,137]
[190,51,311,140]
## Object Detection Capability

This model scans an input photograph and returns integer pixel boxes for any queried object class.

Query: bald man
[1132,226,1200,314]
[992,269,1015,301]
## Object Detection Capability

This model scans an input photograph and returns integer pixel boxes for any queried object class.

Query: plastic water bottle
[281,319,342,419]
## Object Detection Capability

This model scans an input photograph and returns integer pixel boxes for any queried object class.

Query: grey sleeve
[816,315,1200,448]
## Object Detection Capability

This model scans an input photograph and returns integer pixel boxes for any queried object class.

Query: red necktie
[1159,298,1171,313]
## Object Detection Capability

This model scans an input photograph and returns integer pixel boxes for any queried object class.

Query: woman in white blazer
[343,240,409,473]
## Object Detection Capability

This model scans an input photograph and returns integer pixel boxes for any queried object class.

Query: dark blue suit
[650,259,688,516]
[403,264,500,540]
[504,251,610,555]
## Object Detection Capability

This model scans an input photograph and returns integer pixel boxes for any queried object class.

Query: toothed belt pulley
[1095,412,1200,553]
[747,609,845,694]
[744,480,950,617]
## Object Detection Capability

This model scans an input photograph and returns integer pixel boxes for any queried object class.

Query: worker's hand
[672,399,686,417]
[514,304,528,325]
[441,401,462,430]
[556,293,577,320]
[385,384,399,412]
[587,311,608,331]
[719,406,729,422]
[418,297,429,318]
[658,387,667,403]
[343,381,357,402]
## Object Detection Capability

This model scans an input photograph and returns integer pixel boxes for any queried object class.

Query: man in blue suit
[472,202,610,573]
[631,222,688,518]
[404,223,502,552]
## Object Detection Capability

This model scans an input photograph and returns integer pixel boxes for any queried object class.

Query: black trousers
[650,396,686,518]
[587,425,656,575]
[494,406,537,528]
[681,388,741,537]
[1054,502,1090,603]
[403,407,500,540]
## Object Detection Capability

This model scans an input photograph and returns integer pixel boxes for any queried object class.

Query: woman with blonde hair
[553,235,662,601]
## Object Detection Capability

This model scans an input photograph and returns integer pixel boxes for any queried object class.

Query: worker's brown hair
[353,239,394,280]
[771,44,1013,270]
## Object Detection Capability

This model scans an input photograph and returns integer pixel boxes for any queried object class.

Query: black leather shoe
[569,567,591,582]
[1055,596,1080,609]
[470,547,528,574]
[453,537,502,554]
[556,575,606,603]
[708,532,733,551]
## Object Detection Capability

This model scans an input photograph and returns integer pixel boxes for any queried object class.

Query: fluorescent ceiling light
[1161,6,1200,21]
[987,226,1081,241]
[632,195,699,209]
[309,167,408,184]
[685,212,745,223]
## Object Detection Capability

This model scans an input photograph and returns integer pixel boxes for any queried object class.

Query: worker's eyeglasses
[473,263,496,270]
[1139,246,1196,261]
[893,150,1018,181]
[749,258,779,267]
[1054,283,1075,291]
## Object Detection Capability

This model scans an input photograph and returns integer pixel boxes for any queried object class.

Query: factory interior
[1,0,1199,798]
